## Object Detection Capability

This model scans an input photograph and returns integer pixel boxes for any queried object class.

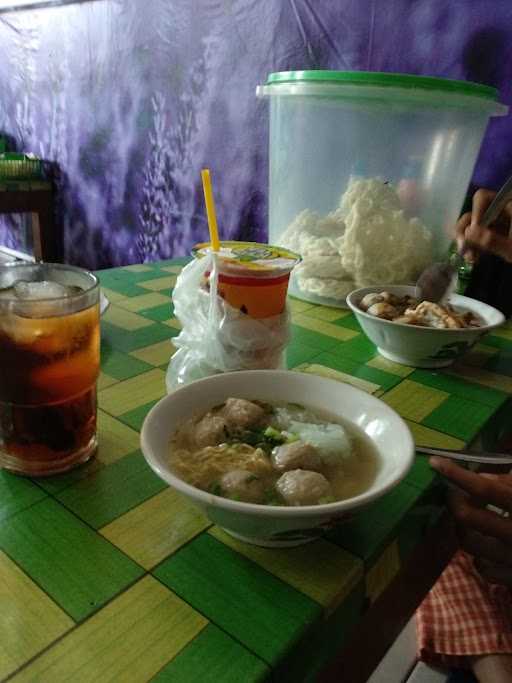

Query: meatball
[221,398,266,431]
[380,291,401,306]
[360,292,384,311]
[367,302,398,320]
[219,469,265,503]
[275,470,333,506]
[272,441,322,472]
[194,414,227,448]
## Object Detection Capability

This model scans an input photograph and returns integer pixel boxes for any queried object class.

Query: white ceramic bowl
[347,285,505,369]
[140,370,414,547]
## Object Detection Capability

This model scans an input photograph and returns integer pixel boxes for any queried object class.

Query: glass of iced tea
[0,263,100,476]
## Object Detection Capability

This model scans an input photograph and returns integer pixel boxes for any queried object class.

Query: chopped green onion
[284,432,300,444]
[318,495,336,504]
[263,426,287,446]
[209,483,222,496]
[263,488,283,506]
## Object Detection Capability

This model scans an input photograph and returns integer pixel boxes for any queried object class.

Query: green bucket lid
[265,70,499,102]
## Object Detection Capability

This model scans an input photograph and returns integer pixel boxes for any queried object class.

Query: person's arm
[455,188,512,263]
[430,456,512,586]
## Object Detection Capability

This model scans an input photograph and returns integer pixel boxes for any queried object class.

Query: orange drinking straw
[201,168,220,252]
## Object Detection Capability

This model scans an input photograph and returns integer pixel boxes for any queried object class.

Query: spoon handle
[416,445,512,466]
[481,173,512,227]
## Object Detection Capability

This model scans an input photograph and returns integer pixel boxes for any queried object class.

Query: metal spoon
[417,445,512,466]
[416,173,512,302]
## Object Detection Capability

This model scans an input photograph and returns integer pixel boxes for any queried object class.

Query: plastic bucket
[257,71,507,307]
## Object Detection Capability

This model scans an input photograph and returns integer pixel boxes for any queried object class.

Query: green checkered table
[2,259,512,682]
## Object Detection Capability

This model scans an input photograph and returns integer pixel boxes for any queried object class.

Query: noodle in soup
[168,398,380,507]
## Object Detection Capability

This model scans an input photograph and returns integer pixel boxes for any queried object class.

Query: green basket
[0,153,44,180]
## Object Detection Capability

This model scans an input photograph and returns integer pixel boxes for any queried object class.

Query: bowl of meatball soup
[141,370,414,547]
[347,285,504,368]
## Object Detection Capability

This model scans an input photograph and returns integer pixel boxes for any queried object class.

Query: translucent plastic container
[257,71,507,307]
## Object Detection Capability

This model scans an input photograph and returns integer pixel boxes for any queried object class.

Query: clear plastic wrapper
[166,254,290,391]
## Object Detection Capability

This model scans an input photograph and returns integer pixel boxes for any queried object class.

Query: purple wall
[0,0,511,269]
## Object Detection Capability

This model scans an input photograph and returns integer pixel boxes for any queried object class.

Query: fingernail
[429,456,444,469]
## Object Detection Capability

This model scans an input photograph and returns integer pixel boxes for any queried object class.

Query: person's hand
[455,188,512,263]
[430,456,512,586]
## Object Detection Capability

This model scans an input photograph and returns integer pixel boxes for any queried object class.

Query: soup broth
[168,398,380,507]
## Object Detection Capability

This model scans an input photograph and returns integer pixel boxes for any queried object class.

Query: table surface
[2,259,512,683]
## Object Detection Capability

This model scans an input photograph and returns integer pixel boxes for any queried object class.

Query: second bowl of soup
[141,370,414,546]
[347,285,505,368]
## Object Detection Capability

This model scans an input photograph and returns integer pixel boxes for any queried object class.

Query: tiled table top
[2,259,512,682]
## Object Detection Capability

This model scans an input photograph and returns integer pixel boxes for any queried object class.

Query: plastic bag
[166,253,290,391]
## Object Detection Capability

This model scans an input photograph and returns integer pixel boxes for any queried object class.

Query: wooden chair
[0,179,60,262]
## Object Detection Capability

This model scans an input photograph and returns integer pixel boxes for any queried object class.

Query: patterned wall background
[0,0,511,269]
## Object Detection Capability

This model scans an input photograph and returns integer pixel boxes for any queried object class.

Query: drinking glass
[0,263,100,475]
